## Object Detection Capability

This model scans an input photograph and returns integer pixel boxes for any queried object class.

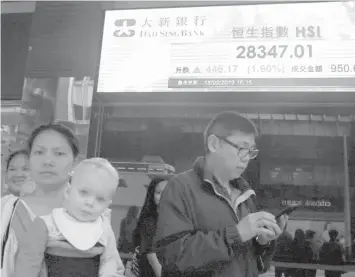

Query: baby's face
[65,164,117,222]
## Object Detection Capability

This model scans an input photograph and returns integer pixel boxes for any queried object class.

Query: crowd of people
[1,111,346,277]
[274,223,346,277]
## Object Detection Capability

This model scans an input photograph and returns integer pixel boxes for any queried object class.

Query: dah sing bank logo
[113,19,136,37]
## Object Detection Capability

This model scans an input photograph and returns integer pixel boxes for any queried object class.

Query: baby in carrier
[14,158,125,277]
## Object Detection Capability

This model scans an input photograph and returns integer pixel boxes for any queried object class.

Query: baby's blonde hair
[73,158,119,184]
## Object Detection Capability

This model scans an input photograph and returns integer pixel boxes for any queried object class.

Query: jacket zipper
[204,179,240,222]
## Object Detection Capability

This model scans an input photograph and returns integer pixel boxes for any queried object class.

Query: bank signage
[281,199,332,208]
[97,2,355,93]
[255,184,344,213]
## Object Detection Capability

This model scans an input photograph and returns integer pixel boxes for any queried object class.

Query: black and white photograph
[1,1,355,277]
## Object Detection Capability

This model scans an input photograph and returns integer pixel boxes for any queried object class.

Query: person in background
[322,222,333,243]
[118,205,139,265]
[274,223,293,277]
[337,235,345,250]
[1,149,32,269]
[2,149,31,197]
[320,229,344,277]
[154,111,286,277]
[292,229,307,277]
[13,157,125,277]
[1,123,79,276]
[132,177,168,277]
[304,230,319,277]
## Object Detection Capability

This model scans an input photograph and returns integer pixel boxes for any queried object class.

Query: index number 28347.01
[236,45,313,59]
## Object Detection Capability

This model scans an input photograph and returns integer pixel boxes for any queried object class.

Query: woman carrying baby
[1,123,124,277]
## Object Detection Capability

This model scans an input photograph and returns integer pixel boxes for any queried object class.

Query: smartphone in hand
[275,205,300,220]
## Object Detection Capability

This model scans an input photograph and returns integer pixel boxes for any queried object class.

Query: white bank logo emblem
[113,18,205,38]
[113,19,136,37]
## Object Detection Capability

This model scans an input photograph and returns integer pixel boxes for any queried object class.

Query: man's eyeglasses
[216,135,259,160]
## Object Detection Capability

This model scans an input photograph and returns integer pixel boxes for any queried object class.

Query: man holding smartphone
[155,111,287,277]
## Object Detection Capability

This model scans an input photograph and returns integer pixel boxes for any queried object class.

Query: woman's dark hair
[293,229,305,247]
[133,177,167,248]
[27,123,80,157]
[125,205,139,225]
[6,149,29,171]
[305,230,316,239]
[329,229,339,242]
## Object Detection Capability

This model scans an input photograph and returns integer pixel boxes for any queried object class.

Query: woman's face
[29,130,75,191]
[154,180,168,206]
[6,154,30,194]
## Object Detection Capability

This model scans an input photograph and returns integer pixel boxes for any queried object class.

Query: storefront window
[97,112,352,266]
[1,103,21,186]
[15,77,94,159]
[101,117,204,172]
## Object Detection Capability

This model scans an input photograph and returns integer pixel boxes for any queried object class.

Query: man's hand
[257,214,289,245]
[278,214,288,233]
[236,211,282,243]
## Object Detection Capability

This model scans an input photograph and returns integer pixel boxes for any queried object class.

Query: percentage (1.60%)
[249,64,285,73]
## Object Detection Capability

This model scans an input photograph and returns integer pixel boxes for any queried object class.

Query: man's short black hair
[204,111,258,152]
[329,229,339,241]
[305,230,316,239]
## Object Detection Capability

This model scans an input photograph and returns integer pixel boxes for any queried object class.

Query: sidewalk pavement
[125,264,355,277]
[260,267,355,277]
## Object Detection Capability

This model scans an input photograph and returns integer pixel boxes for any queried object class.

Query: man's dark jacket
[154,157,275,277]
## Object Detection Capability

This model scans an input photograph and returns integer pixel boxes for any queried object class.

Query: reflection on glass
[1,104,21,187]
[97,115,351,266]
[16,77,94,159]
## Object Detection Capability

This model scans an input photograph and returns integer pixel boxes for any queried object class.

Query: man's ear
[207,134,220,153]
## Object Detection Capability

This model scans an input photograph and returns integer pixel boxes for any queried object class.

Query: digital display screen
[97,2,355,92]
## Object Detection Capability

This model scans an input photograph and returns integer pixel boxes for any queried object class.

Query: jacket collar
[193,156,253,194]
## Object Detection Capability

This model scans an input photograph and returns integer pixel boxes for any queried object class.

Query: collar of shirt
[193,156,255,203]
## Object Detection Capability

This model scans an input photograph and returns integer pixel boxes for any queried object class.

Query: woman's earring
[68,171,74,183]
